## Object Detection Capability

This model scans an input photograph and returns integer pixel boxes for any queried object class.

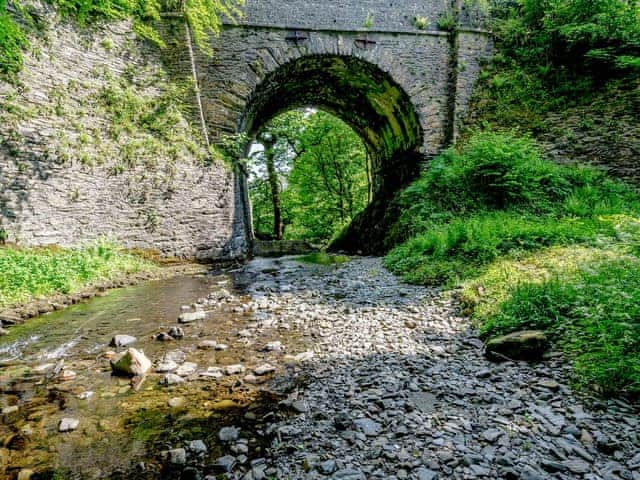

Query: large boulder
[484,330,549,361]
[110,348,152,376]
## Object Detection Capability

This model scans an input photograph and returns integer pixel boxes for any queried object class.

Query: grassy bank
[0,241,156,309]
[384,132,640,397]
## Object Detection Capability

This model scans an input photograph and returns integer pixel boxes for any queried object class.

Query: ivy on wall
[0,0,243,75]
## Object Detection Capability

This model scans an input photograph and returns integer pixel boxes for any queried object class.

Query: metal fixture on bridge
[355,34,377,49]
[285,31,309,45]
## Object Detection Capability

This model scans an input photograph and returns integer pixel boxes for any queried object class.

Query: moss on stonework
[243,53,423,173]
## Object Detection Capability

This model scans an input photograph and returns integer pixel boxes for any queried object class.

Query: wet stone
[253,363,276,376]
[175,362,198,377]
[161,373,184,385]
[224,364,245,375]
[168,326,184,339]
[156,360,178,373]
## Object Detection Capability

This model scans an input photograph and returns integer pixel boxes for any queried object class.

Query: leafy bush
[470,0,639,133]
[0,0,28,74]
[384,131,640,285]
[385,130,640,397]
[493,0,640,75]
[478,257,640,397]
[386,131,626,246]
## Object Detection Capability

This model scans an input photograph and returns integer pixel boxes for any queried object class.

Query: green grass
[466,252,640,397]
[295,252,350,266]
[384,131,640,398]
[0,240,156,308]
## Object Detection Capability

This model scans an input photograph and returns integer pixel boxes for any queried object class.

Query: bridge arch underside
[242,54,424,196]
[239,54,427,254]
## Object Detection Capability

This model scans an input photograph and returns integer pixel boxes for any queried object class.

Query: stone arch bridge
[0,0,491,260]
[196,0,492,254]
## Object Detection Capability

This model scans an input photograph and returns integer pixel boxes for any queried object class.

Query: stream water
[0,266,309,479]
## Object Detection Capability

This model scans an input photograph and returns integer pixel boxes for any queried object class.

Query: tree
[248,109,370,244]
[284,111,369,242]
[249,110,307,240]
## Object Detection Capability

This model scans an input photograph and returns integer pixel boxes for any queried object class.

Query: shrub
[479,257,640,397]
[386,131,621,247]
[0,0,243,75]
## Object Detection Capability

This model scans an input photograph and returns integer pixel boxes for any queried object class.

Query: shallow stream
[0,264,309,479]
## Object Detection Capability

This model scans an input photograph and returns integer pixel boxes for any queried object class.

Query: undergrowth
[470,0,640,132]
[384,131,640,398]
[0,240,156,308]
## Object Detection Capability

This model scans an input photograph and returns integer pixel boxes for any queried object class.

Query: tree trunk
[266,149,283,240]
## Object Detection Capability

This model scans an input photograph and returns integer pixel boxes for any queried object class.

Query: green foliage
[470,0,640,132]
[363,12,375,29]
[249,110,370,244]
[184,0,243,56]
[385,130,640,397]
[0,0,29,75]
[0,0,242,76]
[0,241,156,308]
[493,0,640,74]
[386,213,608,285]
[413,15,428,30]
[437,10,457,32]
[385,131,632,246]
[475,254,640,397]
[93,75,208,170]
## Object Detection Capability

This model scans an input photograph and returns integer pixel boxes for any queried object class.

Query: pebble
[161,373,185,385]
[253,363,276,376]
[263,341,282,351]
[219,426,240,442]
[168,326,184,339]
[59,418,79,432]
[224,364,245,375]
[198,340,218,349]
[178,311,206,323]
[175,362,198,377]
[168,448,187,465]
[110,334,137,347]
[155,360,178,373]
[168,397,185,408]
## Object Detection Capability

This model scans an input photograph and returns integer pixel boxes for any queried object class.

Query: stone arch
[240,53,424,194]
[196,25,471,254]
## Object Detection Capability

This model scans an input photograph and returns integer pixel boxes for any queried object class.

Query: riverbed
[1,256,638,480]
